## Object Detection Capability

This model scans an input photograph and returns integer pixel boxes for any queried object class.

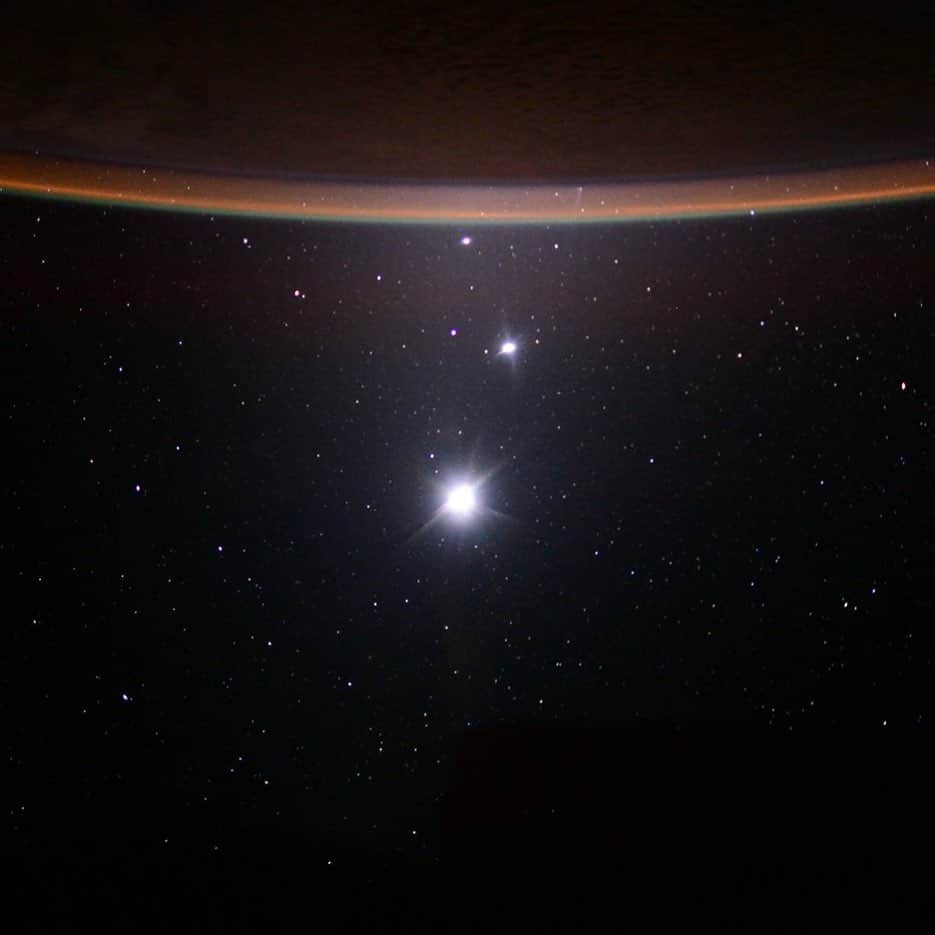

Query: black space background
[3,195,934,925]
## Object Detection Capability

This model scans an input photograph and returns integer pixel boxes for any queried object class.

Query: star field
[3,195,934,905]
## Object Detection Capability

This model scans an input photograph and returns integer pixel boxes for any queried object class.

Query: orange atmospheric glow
[1,152,934,223]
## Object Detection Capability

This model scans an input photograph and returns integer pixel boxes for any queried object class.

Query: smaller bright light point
[499,340,517,355]
[460,235,473,246]
[445,483,477,518]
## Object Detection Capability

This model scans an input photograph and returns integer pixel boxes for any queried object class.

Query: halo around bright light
[445,483,477,518]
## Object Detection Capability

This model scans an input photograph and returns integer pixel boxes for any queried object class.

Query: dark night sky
[4,192,934,912]
[3,2,935,928]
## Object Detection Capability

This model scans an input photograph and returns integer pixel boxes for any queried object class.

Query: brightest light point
[445,483,477,518]
[499,340,518,355]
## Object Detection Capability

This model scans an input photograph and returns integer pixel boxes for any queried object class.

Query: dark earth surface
[2,2,934,179]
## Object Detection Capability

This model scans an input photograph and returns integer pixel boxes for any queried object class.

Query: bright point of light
[445,483,477,518]
[460,235,472,246]
[499,340,517,355]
